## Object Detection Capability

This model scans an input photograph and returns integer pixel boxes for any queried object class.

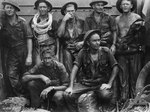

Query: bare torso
[116,12,141,38]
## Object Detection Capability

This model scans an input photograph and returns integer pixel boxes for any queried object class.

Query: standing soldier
[115,0,144,101]
[84,0,117,54]
[30,0,58,65]
[0,0,33,96]
[57,1,84,74]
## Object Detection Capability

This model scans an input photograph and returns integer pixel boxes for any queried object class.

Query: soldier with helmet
[0,0,33,96]
[84,0,117,55]
[115,0,144,101]
[57,1,84,74]
[29,0,58,65]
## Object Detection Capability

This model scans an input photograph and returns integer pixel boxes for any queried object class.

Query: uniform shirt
[84,12,117,46]
[74,47,118,86]
[23,60,69,86]
[1,16,32,48]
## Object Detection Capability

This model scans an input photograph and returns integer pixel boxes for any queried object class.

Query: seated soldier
[22,51,69,111]
[64,30,119,112]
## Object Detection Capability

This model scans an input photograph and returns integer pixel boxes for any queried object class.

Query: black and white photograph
[0,0,150,111]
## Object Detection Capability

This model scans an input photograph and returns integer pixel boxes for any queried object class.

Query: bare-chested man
[115,0,144,101]
[116,0,140,38]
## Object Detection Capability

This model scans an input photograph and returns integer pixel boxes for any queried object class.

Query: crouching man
[64,30,119,112]
[22,51,69,111]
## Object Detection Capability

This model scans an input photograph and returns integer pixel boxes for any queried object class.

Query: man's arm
[22,20,33,66]
[65,49,83,94]
[108,48,119,87]
[110,30,117,54]
[57,20,66,37]
[57,13,72,37]
[22,74,43,83]
[22,72,51,86]
[69,49,83,88]
[108,65,119,87]
[69,65,79,88]
[26,38,33,66]
[65,65,79,94]
[83,17,91,33]
[58,12,78,37]
[49,61,69,91]
[22,64,51,85]
[112,31,117,46]
[0,10,5,30]
[100,48,119,90]
[110,16,118,54]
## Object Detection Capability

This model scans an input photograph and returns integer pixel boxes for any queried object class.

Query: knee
[63,91,71,100]
[78,93,88,104]
[63,91,76,102]
[78,91,98,112]
[53,91,64,103]
[96,89,113,102]
[27,81,37,90]
[78,91,95,104]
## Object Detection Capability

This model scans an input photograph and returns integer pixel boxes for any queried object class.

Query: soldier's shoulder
[18,16,26,22]
[132,13,141,19]
[53,60,64,68]
[99,46,110,52]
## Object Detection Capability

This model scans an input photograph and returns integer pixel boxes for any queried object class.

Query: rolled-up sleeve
[22,20,33,39]
[57,63,69,86]
[23,64,41,77]
[109,16,117,32]
[73,49,84,68]
[107,48,118,68]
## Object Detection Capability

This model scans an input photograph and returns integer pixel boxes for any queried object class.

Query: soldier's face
[92,2,104,13]
[4,4,16,16]
[65,5,76,18]
[120,0,133,13]
[43,56,52,66]
[88,33,100,50]
[38,2,49,16]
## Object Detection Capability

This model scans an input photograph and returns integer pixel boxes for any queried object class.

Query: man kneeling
[64,30,119,112]
[22,51,69,111]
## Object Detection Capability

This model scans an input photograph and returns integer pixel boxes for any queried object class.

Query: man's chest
[88,17,109,28]
[118,16,138,30]
[41,67,58,79]
[118,17,137,37]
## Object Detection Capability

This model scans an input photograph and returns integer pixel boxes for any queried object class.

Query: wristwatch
[112,43,116,46]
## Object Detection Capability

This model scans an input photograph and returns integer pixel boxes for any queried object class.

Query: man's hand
[41,75,51,85]
[110,44,116,55]
[101,32,111,38]
[25,55,32,66]
[65,87,73,95]
[100,83,111,90]
[63,13,72,22]
[76,41,83,50]
[40,87,54,99]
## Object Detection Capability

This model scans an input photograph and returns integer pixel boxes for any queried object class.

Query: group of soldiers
[0,0,148,112]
